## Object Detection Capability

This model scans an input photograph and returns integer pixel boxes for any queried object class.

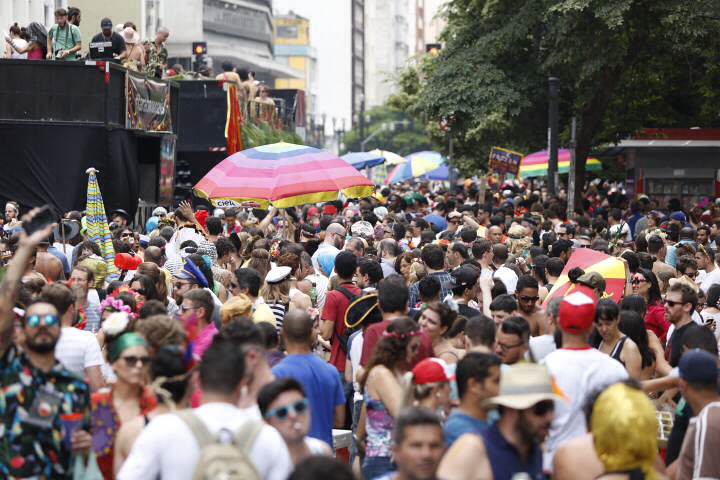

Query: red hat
[306,206,319,218]
[411,358,451,385]
[322,205,337,216]
[195,210,209,229]
[558,288,597,334]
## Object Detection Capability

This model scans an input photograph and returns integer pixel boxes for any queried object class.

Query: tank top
[364,393,394,458]
[607,336,628,366]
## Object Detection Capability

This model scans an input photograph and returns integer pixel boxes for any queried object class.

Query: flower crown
[100,296,136,319]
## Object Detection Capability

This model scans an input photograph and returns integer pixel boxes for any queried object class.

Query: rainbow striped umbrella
[385,151,445,184]
[341,151,386,170]
[85,168,118,279]
[518,149,602,179]
[194,142,374,209]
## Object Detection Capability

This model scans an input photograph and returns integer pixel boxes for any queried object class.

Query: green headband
[108,332,147,364]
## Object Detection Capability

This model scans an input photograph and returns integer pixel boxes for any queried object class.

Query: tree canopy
[401,0,720,202]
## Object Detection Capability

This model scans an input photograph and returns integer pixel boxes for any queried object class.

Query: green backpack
[175,409,262,480]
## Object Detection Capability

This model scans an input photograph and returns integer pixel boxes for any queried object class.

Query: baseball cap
[670,211,687,223]
[447,211,462,220]
[486,363,560,410]
[679,349,718,385]
[101,18,113,29]
[306,206,319,218]
[451,266,479,289]
[411,358,451,385]
[576,271,606,293]
[558,289,597,334]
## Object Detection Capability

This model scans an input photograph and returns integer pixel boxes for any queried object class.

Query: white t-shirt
[349,330,364,402]
[609,222,632,243]
[493,265,518,294]
[118,402,293,480]
[542,347,629,471]
[527,334,557,363]
[700,267,720,294]
[305,273,329,311]
[305,436,331,455]
[54,327,104,377]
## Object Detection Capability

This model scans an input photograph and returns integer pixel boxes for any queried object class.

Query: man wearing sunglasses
[515,275,544,336]
[438,363,560,480]
[664,282,704,368]
[0,210,92,478]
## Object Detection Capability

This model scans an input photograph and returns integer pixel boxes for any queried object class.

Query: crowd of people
[0,178,719,480]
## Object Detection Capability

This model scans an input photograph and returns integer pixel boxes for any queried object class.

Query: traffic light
[426,43,441,57]
[192,42,207,56]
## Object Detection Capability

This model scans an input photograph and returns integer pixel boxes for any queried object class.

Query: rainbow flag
[518,149,602,179]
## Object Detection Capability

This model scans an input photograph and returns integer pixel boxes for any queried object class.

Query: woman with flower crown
[356,317,422,480]
[90,311,156,479]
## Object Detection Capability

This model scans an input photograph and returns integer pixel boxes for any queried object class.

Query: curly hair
[360,317,419,389]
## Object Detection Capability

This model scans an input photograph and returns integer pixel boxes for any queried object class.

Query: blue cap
[679,349,718,385]
[670,211,687,223]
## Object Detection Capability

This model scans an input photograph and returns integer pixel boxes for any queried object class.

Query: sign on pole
[488,147,523,176]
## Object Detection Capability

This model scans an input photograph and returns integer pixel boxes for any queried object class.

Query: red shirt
[322,283,361,373]
[644,302,670,344]
[360,319,435,367]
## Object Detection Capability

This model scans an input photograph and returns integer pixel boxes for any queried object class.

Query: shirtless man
[515,274,544,336]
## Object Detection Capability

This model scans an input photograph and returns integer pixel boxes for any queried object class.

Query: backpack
[175,409,262,480]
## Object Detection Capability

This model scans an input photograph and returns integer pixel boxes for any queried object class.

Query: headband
[5,203,18,214]
[108,332,147,364]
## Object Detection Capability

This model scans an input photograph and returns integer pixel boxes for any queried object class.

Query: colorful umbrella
[369,149,405,165]
[341,151,386,170]
[518,149,602,179]
[193,142,374,209]
[385,151,445,184]
[542,248,627,307]
[425,164,449,181]
[84,168,118,280]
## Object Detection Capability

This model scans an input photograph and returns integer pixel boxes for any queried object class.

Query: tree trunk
[572,66,624,209]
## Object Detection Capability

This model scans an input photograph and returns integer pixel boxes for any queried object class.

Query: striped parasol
[518,149,602,179]
[385,151,445,184]
[193,142,374,209]
[85,168,118,279]
[542,248,627,307]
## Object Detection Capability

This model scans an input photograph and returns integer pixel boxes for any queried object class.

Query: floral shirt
[145,41,168,78]
[0,345,91,479]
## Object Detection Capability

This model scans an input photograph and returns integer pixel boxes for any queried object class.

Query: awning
[616,139,720,148]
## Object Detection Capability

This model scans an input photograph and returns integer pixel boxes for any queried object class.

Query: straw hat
[485,363,560,410]
[121,27,140,45]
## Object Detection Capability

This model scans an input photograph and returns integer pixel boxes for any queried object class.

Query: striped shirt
[55,327,104,377]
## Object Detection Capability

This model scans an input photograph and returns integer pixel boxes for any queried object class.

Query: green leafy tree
[340,104,433,156]
[404,0,720,203]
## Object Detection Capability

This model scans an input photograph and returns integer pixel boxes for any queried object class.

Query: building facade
[364,0,411,108]
[273,12,317,116]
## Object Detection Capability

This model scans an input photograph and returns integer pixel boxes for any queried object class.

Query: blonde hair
[261,279,290,304]
[220,294,253,326]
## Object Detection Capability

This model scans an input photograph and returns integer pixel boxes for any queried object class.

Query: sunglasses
[664,299,685,308]
[25,314,59,328]
[531,400,555,416]
[134,288,147,296]
[122,355,150,367]
[264,399,308,420]
[518,295,539,303]
[631,278,647,285]
[121,232,133,238]
[684,271,698,279]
